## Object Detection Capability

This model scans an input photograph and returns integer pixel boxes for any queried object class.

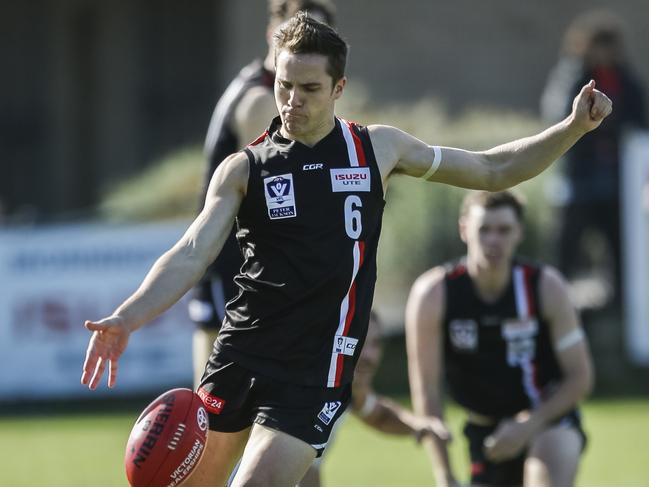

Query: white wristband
[358,392,378,418]
[420,146,442,180]
[555,327,585,351]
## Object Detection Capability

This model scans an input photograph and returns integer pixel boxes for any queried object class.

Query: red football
[125,388,209,487]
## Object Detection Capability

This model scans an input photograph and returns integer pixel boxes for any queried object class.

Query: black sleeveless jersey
[442,259,563,417]
[216,117,385,388]
[200,59,274,281]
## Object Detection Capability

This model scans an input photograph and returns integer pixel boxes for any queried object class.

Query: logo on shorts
[317,401,342,425]
[264,173,297,219]
[197,387,226,415]
[333,335,359,357]
[449,319,478,351]
[196,406,209,431]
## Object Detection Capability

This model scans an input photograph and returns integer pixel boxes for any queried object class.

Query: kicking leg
[230,423,316,487]
[185,428,250,487]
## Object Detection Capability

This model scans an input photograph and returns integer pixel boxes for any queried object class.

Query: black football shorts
[197,352,351,457]
[464,410,586,486]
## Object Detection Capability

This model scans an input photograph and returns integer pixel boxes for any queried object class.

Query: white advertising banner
[0,220,196,399]
[622,131,649,365]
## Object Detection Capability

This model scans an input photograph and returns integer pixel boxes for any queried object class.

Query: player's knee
[526,427,582,487]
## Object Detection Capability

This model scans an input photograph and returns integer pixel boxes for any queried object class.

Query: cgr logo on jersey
[449,319,478,351]
[333,335,359,356]
[330,167,371,192]
[264,173,297,219]
[303,163,324,171]
[317,401,342,425]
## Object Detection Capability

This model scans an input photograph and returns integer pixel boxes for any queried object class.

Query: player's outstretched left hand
[81,316,131,390]
[571,80,613,133]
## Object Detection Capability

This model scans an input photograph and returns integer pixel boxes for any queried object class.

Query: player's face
[274,50,345,140]
[461,205,522,269]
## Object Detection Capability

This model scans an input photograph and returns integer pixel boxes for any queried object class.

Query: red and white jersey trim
[513,265,541,406]
[327,119,368,388]
[339,119,367,167]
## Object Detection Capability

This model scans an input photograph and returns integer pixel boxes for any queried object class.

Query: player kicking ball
[81,12,611,487]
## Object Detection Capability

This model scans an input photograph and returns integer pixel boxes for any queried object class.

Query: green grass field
[1,398,648,486]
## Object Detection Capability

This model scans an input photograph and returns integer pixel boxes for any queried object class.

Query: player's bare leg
[193,328,219,388]
[296,462,321,487]
[230,424,317,487]
[524,425,582,487]
[184,429,250,487]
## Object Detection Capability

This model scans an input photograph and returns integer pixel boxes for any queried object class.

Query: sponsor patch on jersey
[330,167,371,192]
[317,401,342,425]
[502,318,538,366]
[303,163,324,171]
[264,173,297,219]
[501,318,538,340]
[449,319,478,351]
[333,335,359,356]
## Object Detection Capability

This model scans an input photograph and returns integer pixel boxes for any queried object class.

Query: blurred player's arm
[484,266,594,462]
[81,152,248,389]
[534,267,594,419]
[233,86,278,145]
[406,267,458,487]
[351,387,449,440]
[370,81,612,191]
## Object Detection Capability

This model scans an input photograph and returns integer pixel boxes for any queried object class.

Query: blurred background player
[540,10,647,312]
[298,310,450,487]
[406,191,594,487]
[189,0,336,386]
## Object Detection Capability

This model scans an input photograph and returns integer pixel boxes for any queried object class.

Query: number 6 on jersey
[344,195,362,239]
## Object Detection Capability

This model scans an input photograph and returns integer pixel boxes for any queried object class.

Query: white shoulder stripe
[339,118,359,167]
[513,266,530,318]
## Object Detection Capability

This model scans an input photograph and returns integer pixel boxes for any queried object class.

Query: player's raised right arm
[81,152,249,390]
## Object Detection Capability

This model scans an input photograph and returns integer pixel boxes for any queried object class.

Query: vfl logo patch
[330,167,371,192]
[449,319,478,351]
[333,335,359,357]
[264,173,297,219]
[317,401,342,425]
[197,387,226,415]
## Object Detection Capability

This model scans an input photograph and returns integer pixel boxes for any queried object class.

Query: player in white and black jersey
[82,12,611,487]
[406,191,594,487]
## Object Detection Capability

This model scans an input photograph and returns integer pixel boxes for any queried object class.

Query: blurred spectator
[189,0,337,388]
[540,10,647,309]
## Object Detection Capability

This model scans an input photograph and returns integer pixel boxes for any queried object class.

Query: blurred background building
[1,0,648,401]
[2,0,648,219]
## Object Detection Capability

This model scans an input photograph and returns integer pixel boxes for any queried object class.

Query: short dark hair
[268,0,336,27]
[273,11,348,84]
[460,190,525,221]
